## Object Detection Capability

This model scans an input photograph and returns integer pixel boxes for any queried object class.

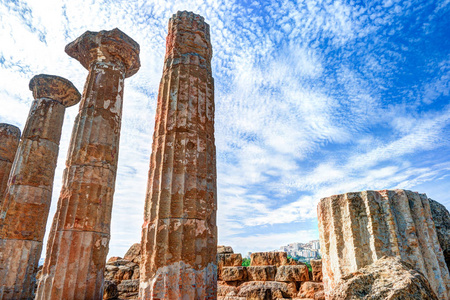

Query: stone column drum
[140,11,217,299]
[0,124,20,205]
[36,28,140,300]
[0,75,81,299]
[318,189,450,299]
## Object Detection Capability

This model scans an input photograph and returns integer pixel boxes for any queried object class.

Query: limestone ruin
[36,29,140,299]
[318,189,450,299]
[0,75,80,299]
[1,10,450,300]
[139,11,217,299]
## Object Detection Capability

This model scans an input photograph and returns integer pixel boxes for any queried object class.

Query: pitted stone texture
[237,281,290,299]
[297,281,324,299]
[0,124,20,204]
[218,245,234,254]
[247,266,277,281]
[165,11,212,73]
[124,243,142,263]
[310,259,322,282]
[140,11,216,299]
[275,265,309,282]
[139,261,216,299]
[65,28,140,78]
[36,29,139,300]
[329,256,439,300]
[0,75,80,300]
[222,266,247,281]
[218,253,242,280]
[29,74,81,107]
[251,252,289,267]
[318,189,450,299]
[429,199,450,271]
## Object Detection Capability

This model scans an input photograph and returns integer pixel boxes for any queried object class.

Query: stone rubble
[329,256,439,300]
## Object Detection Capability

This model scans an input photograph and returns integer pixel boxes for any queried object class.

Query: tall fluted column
[0,124,20,205]
[140,11,217,300]
[0,75,80,300]
[36,28,140,300]
[318,189,450,299]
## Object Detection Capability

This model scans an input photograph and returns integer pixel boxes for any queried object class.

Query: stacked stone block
[318,189,450,299]
[218,249,324,300]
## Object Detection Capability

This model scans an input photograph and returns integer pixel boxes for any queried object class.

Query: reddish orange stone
[139,11,217,299]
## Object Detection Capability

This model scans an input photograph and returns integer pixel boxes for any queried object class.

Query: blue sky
[1,0,449,257]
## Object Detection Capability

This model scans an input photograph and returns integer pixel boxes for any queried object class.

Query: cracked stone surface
[0,74,80,300]
[0,124,20,205]
[139,11,217,300]
[36,29,140,300]
[318,189,450,299]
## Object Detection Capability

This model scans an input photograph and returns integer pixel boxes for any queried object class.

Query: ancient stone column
[140,11,217,299]
[0,124,20,205]
[317,189,450,299]
[0,74,81,299]
[36,28,140,300]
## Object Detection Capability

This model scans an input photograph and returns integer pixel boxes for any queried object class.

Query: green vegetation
[242,258,251,266]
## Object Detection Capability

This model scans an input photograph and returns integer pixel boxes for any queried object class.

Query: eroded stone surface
[297,281,324,299]
[139,11,217,299]
[251,252,289,267]
[275,265,309,282]
[0,124,20,205]
[222,267,247,281]
[36,29,139,300]
[247,266,277,281]
[329,256,439,300]
[310,259,322,282]
[0,75,80,300]
[429,199,450,271]
[318,189,450,299]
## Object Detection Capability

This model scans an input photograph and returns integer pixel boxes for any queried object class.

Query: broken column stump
[0,75,81,299]
[0,124,20,205]
[139,11,217,299]
[318,189,450,299]
[36,28,140,300]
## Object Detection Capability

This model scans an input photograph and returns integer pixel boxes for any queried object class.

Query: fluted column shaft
[36,28,140,300]
[140,11,217,300]
[318,189,450,299]
[0,124,20,205]
[0,75,80,300]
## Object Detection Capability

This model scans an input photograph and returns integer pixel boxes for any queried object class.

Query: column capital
[65,28,141,78]
[29,74,81,107]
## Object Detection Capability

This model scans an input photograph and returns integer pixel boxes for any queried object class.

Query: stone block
[310,259,322,282]
[247,265,277,281]
[222,266,247,281]
[275,265,309,282]
[251,252,288,267]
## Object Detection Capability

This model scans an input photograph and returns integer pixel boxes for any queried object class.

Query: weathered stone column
[0,75,80,299]
[36,28,140,300]
[0,124,20,205]
[318,189,450,299]
[140,11,217,299]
